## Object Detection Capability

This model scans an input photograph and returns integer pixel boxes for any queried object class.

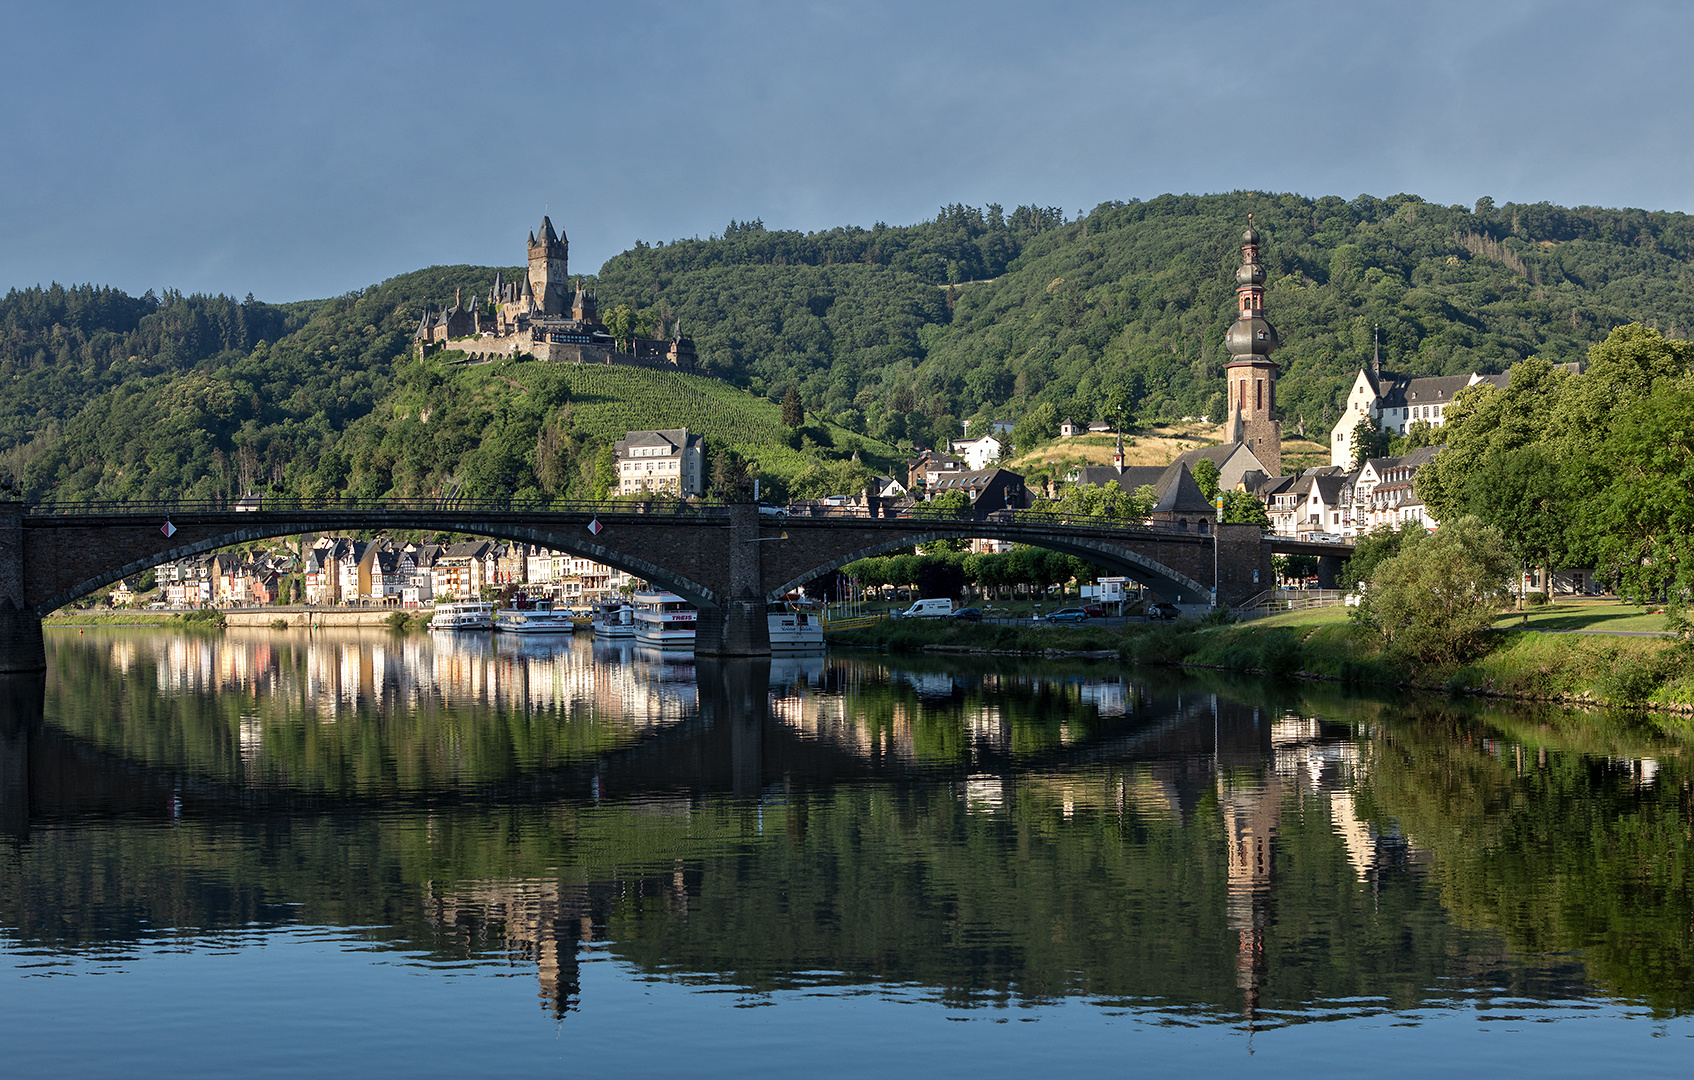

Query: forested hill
[3,191,1693,504]
[594,193,1694,445]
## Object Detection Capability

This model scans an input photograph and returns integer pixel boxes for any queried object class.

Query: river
[0,627,1689,1075]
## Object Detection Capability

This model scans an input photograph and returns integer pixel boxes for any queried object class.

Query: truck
[892,598,954,619]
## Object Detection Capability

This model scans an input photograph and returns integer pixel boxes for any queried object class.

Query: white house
[1330,366,1509,467]
[614,428,706,497]
[949,435,1003,471]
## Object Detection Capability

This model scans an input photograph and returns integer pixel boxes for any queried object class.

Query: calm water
[2,628,1691,1076]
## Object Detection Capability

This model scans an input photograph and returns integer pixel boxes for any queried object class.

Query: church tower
[1224,220,1282,477]
[527,215,570,317]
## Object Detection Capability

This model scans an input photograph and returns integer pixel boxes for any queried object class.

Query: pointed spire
[1113,427,1124,474]
[1372,324,1381,381]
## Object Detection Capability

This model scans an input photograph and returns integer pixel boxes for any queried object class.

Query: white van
[893,598,954,619]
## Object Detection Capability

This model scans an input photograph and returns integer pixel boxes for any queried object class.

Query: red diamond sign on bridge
[161,521,177,538]
[588,518,603,536]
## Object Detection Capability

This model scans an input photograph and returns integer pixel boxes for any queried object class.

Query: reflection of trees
[16,638,1694,1022]
[1357,703,1694,1014]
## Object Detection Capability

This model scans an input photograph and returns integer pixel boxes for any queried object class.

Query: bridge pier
[0,673,42,839]
[694,504,772,657]
[0,504,44,675]
[1316,555,1344,590]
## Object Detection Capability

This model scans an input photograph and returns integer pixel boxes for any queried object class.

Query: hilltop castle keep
[1223,221,1281,478]
[415,214,698,370]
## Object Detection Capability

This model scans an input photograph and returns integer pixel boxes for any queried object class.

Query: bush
[1353,515,1515,666]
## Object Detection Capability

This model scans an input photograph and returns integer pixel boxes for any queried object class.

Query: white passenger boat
[592,601,636,638]
[768,602,824,651]
[495,597,576,634]
[634,590,697,646]
[428,601,494,631]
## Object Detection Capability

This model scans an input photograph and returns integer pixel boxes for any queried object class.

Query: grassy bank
[43,610,218,627]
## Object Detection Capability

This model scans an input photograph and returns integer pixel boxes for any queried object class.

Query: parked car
[946,607,983,622]
[1145,602,1181,621]
[1043,607,1089,623]
[756,501,787,518]
[1082,604,1106,619]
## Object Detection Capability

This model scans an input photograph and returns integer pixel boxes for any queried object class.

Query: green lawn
[1235,606,1352,630]
[1490,598,1670,634]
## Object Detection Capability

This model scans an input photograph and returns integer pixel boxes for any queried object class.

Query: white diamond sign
[588,518,603,536]
[161,521,177,538]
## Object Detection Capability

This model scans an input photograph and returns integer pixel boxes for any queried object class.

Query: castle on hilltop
[415,214,698,370]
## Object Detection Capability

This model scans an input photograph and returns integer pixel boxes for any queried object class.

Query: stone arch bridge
[0,499,1291,672]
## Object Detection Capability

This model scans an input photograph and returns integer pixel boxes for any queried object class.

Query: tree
[1350,416,1392,467]
[781,386,804,429]
[1341,521,1425,592]
[1191,459,1221,501]
[1220,490,1269,527]
[1581,375,1694,605]
[1461,443,1570,603]
[1353,515,1514,665]
[605,304,636,351]
[591,445,617,500]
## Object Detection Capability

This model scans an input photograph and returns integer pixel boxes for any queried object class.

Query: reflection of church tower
[1225,221,1282,477]
[1219,768,1281,1028]
[528,215,570,317]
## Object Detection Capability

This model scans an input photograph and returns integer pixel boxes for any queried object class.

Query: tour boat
[767,602,824,651]
[633,590,697,646]
[592,601,636,638]
[428,601,494,631]
[494,596,576,634]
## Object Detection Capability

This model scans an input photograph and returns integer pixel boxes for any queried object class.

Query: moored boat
[634,590,696,646]
[768,602,824,651]
[495,596,576,634]
[592,601,636,638]
[428,601,494,631]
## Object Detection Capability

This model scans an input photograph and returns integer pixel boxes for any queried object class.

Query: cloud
[2,0,1689,300]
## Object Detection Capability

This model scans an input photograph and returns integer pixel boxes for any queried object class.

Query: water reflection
[3,628,1693,1043]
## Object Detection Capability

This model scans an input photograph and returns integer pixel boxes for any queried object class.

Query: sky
[3,0,1690,303]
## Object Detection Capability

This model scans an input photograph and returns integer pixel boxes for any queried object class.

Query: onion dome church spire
[1223,217,1282,477]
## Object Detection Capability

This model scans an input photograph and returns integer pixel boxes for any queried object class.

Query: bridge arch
[764,524,1209,605]
[31,513,727,614]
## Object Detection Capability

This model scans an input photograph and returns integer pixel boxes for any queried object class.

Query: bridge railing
[24,495,1260,540]
[23,494,720,518]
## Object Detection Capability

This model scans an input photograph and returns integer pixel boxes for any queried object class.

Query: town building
[949,434,1003,471]
[613,428,705,497]
[926,468,1030,513]
[1328,363,1507,467]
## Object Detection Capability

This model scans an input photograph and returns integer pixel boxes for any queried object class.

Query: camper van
[893,598,954,619]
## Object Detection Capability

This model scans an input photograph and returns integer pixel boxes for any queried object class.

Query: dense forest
[4,191,1693,503]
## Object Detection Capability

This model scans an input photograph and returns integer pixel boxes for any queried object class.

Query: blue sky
[3,0,1688,302]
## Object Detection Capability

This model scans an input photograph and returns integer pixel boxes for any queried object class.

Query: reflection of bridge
[0,498,1305,671]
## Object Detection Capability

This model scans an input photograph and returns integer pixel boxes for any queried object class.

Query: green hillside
[3,191,1693,505]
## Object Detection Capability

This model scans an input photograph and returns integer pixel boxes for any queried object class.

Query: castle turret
[571,277,599,324]
[528,214,569,317]
[1224,219,1281,477]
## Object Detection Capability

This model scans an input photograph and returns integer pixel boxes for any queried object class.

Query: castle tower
[1224,220,1281,477]
[571,277,599,324]
[527,215,570,317]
